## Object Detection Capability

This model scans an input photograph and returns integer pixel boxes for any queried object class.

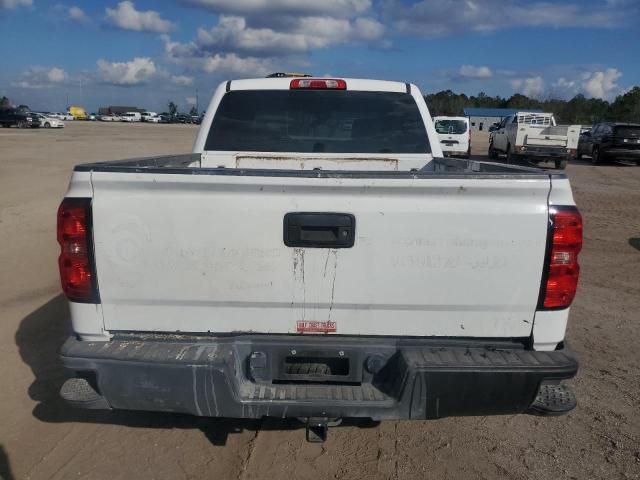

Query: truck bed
[75,154,559,176]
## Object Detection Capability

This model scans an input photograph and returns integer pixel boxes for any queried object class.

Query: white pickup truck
[57,76,581,442]
[488,112,581,169]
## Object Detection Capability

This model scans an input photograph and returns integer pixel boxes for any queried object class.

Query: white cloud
[183,0,371,16]
[353,17,385,39]
[171,75,193,86]
[387,0,628,37]
[97,57,157,85]
[581,68,622,99]
[511,76,545,98]
[11,66,67,89]
[0,0,31,9]
[177,14,384,58]
[549,68,624,100]
[68,6,88,23]
[185,96,197,105]
[106,1,175,33]
[47,67,67,82]
[458,65,492,79]
[202,53,272,76]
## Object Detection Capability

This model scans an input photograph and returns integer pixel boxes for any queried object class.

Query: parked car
[158,114,172,123]
[31,112,65,128]
[488,112,580,169]
[49,112,70,121]
[0,108,40,128]
[120,112,142,122]
[88,113,97,121]
[577,122,640,165]
[175,113,192,124]
[433,116,470,158]
[99,113,120,122]
[57,76,581,443]
[141,112,160,123]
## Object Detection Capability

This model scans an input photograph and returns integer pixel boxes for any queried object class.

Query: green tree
[423,86,640,124]
[168,101,178,116]
[0,96,10,110]
[609,87,640,122]
[189,106,198,116]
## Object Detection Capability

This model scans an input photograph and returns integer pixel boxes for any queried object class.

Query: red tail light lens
[542,207,582,309]
[57,198,99,303]
[290,79,347,90]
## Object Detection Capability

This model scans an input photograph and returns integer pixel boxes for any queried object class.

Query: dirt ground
[0,122,639,480]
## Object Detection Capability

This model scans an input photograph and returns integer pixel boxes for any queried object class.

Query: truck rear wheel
[591,147,601,165]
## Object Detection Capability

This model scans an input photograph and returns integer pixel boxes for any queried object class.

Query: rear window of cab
[205,90,431,154]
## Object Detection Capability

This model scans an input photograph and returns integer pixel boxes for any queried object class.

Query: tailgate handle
[284,213,355,248]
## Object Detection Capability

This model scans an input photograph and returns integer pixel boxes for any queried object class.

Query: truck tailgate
[90,171,550,338]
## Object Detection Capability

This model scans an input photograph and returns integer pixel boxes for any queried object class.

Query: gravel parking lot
[1,122,638,479]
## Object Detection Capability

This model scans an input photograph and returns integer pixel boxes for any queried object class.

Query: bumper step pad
[526,383,576,416]
[60,378,110,410]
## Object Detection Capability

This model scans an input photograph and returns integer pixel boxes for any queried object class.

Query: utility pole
[196,88,199,114]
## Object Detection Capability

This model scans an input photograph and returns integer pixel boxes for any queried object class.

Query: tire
[592,146,601,165]
[576,149,583,160]
[44,122,51,128]
[488,142,498,159]
[555,159,568,169]
[506,144,514,164]
[1,123,9,128]
[17,120,27,129]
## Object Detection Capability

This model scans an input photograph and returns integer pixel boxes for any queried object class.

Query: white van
[120,112,142,122]
[141,111,160,123]
[433,116,471,158]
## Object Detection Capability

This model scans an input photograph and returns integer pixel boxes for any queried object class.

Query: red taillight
[290,78,346,90]
[542,207,582,309]
[57,198,99,303]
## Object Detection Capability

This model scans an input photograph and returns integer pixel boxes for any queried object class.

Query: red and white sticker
[296,320,337,334]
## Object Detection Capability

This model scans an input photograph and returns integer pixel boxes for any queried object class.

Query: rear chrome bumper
[60,334,578,420]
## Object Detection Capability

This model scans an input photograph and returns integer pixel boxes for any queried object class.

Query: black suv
[578,122,640,165]
[0,108,41,128]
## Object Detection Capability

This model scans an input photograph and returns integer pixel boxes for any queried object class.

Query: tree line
[4,87,640,125]
[424,87,640,125]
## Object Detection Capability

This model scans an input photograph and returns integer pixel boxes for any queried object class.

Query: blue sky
[1,0,638,113]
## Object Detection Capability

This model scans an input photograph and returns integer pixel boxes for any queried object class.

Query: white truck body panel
[90,170,550,338]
